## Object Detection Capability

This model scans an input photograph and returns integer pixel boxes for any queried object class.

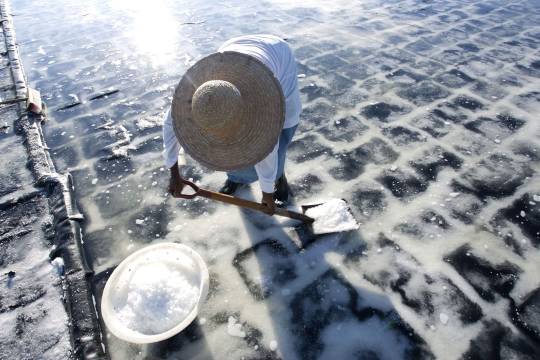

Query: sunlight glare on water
[109,0,180,68]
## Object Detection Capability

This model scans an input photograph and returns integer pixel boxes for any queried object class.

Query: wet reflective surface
[13,0,540,358]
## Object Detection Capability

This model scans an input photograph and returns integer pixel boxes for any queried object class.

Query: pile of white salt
[111,251,200,335]
[305,199,359,234]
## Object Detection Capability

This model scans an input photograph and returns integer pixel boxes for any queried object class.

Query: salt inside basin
[101,243,209,343]
[113,259,199,335]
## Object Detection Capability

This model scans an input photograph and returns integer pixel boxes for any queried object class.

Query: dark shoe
[219,179,244,195]
[274,174,290,203]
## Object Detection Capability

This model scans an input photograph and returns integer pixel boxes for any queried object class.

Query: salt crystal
[494,139,501,144]
[297,74,306,78]
[91,179,98,185]
[281,288,291,296]
[304,199,358,234]
[135,219,144,225]
[113,259,199,335]
[533,195,540,202]
[51,257,65,276]
[439,313,449,325]
[151,181,158,186]
[376,248,382,254]
[449,192,460,198]
[199,317,207,325]
[269,340,278,351]
[227,316,246,338]
[520,211,526,217]
[390,165,398,171]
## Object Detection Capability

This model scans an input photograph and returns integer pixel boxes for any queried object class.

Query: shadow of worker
[233,203,431,359]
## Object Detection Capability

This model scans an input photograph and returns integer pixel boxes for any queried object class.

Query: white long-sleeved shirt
[163,34,301,193]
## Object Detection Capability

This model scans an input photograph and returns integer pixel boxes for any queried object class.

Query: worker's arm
[254,142,279,214]
[162,109,187,197]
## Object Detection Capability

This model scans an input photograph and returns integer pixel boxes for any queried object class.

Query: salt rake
[174,179,359,235]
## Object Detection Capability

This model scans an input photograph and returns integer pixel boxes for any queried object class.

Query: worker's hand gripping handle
[172,179,314,223]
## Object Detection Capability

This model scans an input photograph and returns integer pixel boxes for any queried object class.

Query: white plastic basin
[101,242,209,344]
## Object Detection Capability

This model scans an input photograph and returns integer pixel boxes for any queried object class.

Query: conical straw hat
[171,51,285,171]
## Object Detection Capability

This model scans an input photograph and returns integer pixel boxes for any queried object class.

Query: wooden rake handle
[175,179,314,223]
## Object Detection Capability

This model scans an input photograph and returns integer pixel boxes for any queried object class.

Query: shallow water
[13,0,540,358]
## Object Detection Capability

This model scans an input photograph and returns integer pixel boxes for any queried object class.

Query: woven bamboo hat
[171,51,285,171]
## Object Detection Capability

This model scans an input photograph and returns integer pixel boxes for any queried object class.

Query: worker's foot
[274,174,290,204]
[219,179,244,195]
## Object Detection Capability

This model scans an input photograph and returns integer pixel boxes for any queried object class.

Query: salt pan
[304,199,359,234]
[111,258,200,335]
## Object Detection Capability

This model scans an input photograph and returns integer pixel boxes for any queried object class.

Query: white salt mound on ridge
[111,253,200,335]
[305,199,359,234]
